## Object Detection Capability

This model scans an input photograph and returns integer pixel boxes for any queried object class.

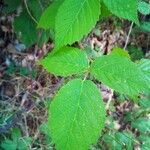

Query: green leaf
[91,55,147,96]
[111,48,130,58]
[49,79,105,150]
[39,123,49,136]
[138,59,150,88]
[128,46,144,61]
[39,47,89,77]
[37,30,51,47]
[115,132,134,149]
[103,131,134,150]
[131,118,150,133]
[27,0,43,21]
[13,0,50,47]
[17,137,32,150]
[138,1,150,15]
[138,135,150,150]
[40,0,52,8]
[100,1,111,19]
[55,0,101,49]
[103,0,139,24]
[14,10,38,47]
[38,1,63,29]
[102,134,122,150]
[139,98,150,109]
[11,128,21,142]
[1,140,17,150]
[140,22,150,32]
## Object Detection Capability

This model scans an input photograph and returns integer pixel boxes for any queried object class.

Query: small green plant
[0,128,32,150]
[38,123,53,149]
[138,0,150,32]
[98,92,150,150]
[37,0,150,149]
[5,64,37,79]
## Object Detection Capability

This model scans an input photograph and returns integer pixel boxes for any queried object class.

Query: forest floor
[0,8,150,150]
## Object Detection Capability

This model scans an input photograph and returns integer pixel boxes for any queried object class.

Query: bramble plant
[3,0,150,149]
[37,0,150,149]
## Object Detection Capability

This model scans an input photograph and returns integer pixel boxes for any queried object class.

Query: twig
[105,89,114,110]
[23,114,29,137]
[24,0,38,24]
[83,72,89,81]
[124,22,134,50]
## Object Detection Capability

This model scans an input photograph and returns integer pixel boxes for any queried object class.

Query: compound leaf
[55,0,101,49]
[103,0,139,24]
[91,55,147,96]
[49,79,105,150]
[39,47,89,77]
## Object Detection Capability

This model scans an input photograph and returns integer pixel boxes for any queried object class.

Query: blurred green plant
[97,93,150,150]
[0,128,32,150]
[6,64,37,79]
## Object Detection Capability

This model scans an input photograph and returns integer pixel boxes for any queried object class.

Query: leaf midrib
[65,79,84,148]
